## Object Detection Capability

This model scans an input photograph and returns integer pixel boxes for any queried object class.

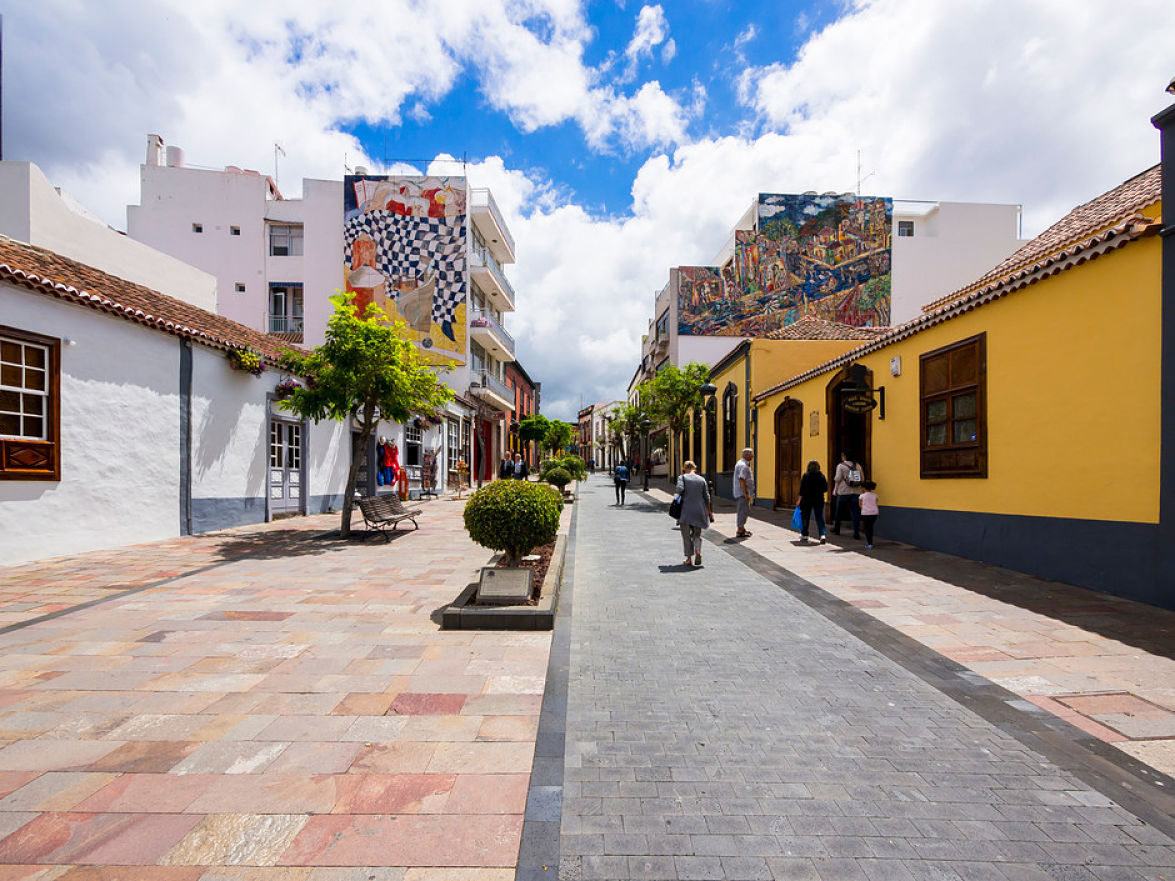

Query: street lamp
[640,417,651,492]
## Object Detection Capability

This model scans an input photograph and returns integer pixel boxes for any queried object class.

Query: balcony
[470,370,514,412]
[469,245,516,313]
[469,188,515,263]
[267,314,304,341]
[469,310,515,361]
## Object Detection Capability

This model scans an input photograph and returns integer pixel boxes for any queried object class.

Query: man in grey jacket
[733,448,755,538]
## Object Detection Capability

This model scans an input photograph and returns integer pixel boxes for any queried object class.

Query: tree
[643,362,712,475]
[518,413,550,463]
[608,403,647,461]
[544,419,574,455]
[464,480,562,566]
[279,292,453,538]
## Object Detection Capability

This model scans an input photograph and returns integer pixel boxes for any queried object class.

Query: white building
[0,208,351,565]
[638,196,1026,380]
[126,136,519,492]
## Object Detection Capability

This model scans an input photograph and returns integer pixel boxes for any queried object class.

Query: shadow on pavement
[703,494,1175,661]
[208,525,411,562]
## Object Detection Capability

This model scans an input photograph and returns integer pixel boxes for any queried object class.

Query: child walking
[859,481,879,549]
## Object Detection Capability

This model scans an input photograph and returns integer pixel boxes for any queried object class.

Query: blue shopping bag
[790,505,803,531]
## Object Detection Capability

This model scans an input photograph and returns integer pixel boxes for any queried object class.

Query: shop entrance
[269,419,303,517]
[826,366,873,491]
[774,399,803,509]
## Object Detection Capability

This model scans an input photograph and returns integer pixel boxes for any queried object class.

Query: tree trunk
[339,405,376,539]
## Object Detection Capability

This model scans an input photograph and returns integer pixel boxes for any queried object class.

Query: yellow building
[747,157,1171,607]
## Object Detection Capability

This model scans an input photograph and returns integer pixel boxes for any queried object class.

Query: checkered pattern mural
[343,211,467,342]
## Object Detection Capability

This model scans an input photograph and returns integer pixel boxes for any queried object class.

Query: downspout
[1151,92,1175,606]
[179,339,193,536]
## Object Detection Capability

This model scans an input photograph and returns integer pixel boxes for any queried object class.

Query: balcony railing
[478,370,513,402]
[268,314,304,334]
[469,310,515,354]
[469,188,516,257]
[470,245,517,309]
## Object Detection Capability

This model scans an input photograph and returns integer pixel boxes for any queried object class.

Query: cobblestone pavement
[0,497,555,880]
[556,476,1175,881]
[651,484,1175,782]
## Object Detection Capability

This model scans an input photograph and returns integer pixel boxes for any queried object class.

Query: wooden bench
[356,495,423,541]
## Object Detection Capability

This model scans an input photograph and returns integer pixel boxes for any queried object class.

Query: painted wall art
[343,175,467,364]
[678,193,892,336]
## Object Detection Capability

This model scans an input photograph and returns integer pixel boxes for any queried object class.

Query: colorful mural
[343,175,468,364]
[678,193,892,336]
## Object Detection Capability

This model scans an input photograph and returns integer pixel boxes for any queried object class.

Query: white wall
[129,163,269,328]
[891,201,1025,324]
[297,178,344,348]
[0,285,181,565]
[0,162,218,312]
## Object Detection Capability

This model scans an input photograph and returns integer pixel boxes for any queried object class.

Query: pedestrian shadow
[657,563,699,573]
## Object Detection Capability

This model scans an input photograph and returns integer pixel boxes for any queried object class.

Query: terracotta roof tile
[767,315,891,341]
[0,234,303,363]
[922,164,1161,313]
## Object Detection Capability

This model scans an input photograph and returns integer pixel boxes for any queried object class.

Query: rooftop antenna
[856,150,875,197]
[274,142,286,188]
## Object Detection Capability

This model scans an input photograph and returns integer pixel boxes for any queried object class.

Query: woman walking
[797,460,829,543]
[676,460,713,566]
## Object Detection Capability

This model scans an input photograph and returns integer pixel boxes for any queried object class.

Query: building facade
[505,360,540,466]
[126,136,521,494]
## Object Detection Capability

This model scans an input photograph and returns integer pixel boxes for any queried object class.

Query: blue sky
[2,0,1173,419]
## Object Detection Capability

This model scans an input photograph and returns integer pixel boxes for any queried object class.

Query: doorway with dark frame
[774,398,803,510]
[825,365,873,518]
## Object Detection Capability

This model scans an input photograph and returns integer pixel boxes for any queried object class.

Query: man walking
[733,447,755,538]
[511,452,529,480]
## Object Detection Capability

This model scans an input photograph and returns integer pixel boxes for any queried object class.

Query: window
[405,423,422,467]
[0,326,60,481]
[268,283,304,334]
[268,224,304,256]
[919,333,986,478]
[192,223,203,234]
[655,311,669,338]
[897,220,914,237]
[235,283,246,294]
[230,226,241,236]
[447,419,462,472]
[722,384,738,470]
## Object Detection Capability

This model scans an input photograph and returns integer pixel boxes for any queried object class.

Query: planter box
[442,534,566,631]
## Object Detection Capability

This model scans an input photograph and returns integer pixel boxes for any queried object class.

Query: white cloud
[620,5,671,83]
[2,0,1174,420]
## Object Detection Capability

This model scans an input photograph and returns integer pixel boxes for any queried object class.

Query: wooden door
[774,400,802,509]
[269,420,302,515]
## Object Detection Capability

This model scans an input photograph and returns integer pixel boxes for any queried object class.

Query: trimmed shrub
[464,479,561,565]
[545,467,571,492]
[558,455,587,481]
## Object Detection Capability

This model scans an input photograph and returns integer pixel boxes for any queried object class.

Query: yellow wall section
[755,234,1162,522]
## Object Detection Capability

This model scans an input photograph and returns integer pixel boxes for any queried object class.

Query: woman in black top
[797,460,829,543]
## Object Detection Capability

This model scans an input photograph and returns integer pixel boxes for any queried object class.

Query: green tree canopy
[279,292,453,537]
[544,419,574,454]
[518,413,551,445]
[642,362,712,474]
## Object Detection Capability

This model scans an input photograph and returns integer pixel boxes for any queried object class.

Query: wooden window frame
[0,325,61,481]
[721,383,738,470]
[919,332,987,479]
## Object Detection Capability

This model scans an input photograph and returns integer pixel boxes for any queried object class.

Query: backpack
[846,464,863,488]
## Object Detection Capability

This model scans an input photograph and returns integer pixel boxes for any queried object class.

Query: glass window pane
[953,392,976,419]
[927,423,947,446]
[926,399,947,422]
[1,364,19,386]
[22,416,43,438]
[25,369,45,392]
[25,347,45,369]
[953,419,977,444]
[0,413,18,435]
[23,394,43,416]
[1,341,19,364]
[0,389,17,412]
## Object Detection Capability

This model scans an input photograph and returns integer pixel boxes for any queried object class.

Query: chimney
[146,134,164,167]
[165,145,185,168]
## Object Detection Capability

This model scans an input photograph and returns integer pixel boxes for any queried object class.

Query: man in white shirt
[733,447,755,537]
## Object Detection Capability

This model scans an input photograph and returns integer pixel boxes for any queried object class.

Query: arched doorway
[774,398,803,509]
[692,408,702,466]
[826,366,874,494]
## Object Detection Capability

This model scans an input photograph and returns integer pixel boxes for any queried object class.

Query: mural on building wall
[678,193,892,336]
[343,175,467,364]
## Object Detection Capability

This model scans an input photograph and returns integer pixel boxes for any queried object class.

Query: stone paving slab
[0,496,560,878]
[556,477,1175,880]
[645,482,1175,780]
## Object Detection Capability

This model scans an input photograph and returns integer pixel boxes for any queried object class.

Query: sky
[1,0,1173,421]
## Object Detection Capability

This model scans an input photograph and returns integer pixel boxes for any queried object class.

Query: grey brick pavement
[556,479,1175,881]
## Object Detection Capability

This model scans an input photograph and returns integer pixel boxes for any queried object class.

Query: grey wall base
[881,506,1171,610]
[307,493,343,514]
[191,497,267,533]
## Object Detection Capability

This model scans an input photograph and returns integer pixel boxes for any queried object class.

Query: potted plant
[463,479,561,566]
[274,377,301,400]
[227,346,265,376]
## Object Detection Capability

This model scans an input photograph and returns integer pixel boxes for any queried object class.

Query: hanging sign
[842,391,878,413]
